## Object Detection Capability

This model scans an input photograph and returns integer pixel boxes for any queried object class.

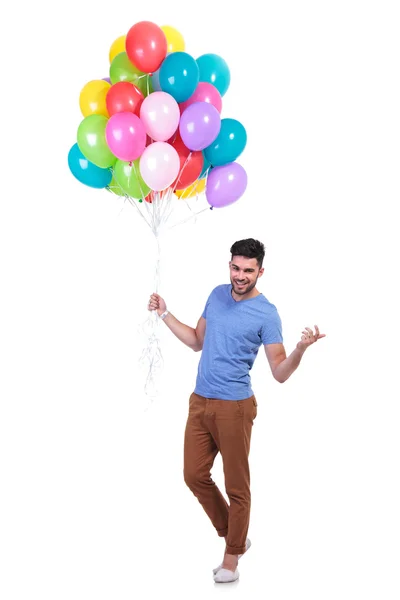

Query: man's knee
[225,483,251,505]
[183,467,210,490]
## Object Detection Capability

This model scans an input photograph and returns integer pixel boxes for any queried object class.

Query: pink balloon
[179,82,222,114]
[105,112,146,162]
[140,91,180,142]
[139,142,180,191]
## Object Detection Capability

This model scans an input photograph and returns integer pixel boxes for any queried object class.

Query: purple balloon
[206,162,248,208]
[102,77,111,83]
[179,101,221,151]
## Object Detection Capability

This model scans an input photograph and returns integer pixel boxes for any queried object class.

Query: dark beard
[230,279,256,296]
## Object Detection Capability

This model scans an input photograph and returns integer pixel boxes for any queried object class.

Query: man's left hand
[297,325,326,351]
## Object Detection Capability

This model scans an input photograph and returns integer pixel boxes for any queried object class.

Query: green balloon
[110,52,153,97]
[77,115,116,169]
[107,177,126,197]
[136,74,154,97]
[114,159,151,199]
[110,52,143,83]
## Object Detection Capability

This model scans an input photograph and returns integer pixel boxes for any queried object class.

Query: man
[147,238,325,583]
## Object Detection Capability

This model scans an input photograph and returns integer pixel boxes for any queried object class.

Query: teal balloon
[204,118,247,166]
[197,53,230,96]
[152,52,171,92]
[68,143,112,189]
[159,52,199,103]
[199,153,211,179]
[151,67,162,92]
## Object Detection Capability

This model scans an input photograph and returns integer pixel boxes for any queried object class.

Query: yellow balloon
[109,35,126,63]
[176,178,206,199]
[79,80,110,118]
[160,25,185,53]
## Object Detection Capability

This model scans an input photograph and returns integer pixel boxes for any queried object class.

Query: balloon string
[106,178,210,401]
[177,173,208,202]
[138,230,163,400]
[127,195,152,229]
[169,207,210,230]
[172,152,192,194]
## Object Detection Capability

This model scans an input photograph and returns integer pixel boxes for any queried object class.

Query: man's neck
[231,287,261,302]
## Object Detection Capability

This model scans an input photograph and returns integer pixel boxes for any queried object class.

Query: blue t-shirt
[194,284,283,400]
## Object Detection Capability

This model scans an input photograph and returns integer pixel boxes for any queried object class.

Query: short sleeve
[201,288,217,319]
[260,309,283,345]
[201,293,212,319]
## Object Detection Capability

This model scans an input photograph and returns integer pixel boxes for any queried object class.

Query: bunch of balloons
[68,20,248,209]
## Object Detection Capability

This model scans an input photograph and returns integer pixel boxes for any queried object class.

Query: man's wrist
[158,309,169,320]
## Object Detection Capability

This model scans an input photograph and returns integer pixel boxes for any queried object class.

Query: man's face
[229,256,264,296]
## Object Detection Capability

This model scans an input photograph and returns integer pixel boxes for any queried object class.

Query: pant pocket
[252,397,258,419]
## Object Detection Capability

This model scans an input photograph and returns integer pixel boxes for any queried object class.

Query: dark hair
[230,238,265,268]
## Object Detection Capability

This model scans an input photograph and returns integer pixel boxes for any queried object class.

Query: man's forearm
[160,312,201,351]
[274,347,306,383]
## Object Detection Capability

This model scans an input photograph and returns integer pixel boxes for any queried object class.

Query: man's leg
[208,396,257,570]
[183,393,229,537]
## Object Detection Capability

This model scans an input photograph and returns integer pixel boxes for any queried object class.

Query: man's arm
[161,313,206,352]
[148,292,206,352]
[264,343,305,383]
[264,325,326,383]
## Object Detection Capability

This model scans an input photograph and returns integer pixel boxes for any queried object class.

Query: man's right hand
[147,293,203,352]
[148,293,167,316]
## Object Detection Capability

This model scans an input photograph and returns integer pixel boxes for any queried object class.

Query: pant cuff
[217,527,228,537]
[226,544,246,555]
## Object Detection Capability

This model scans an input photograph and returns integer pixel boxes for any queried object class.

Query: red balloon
[171,132,204,190]
[167,130,178,144]
[106,82,144,117]
[126,21,167,74]
[145,190,170,203]
[171,131,189,156]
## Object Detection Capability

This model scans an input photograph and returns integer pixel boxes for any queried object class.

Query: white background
[1,0,399,598]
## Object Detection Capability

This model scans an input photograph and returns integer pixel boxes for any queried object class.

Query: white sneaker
[212,537,251,575]
[214,568,240,583]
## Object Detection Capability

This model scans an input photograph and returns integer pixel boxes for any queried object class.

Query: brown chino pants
[183,392,258,555]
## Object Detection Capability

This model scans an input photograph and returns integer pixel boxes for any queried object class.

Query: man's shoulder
[208,283,229,296]
[258,294,280,315]
[203,284,229,308]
